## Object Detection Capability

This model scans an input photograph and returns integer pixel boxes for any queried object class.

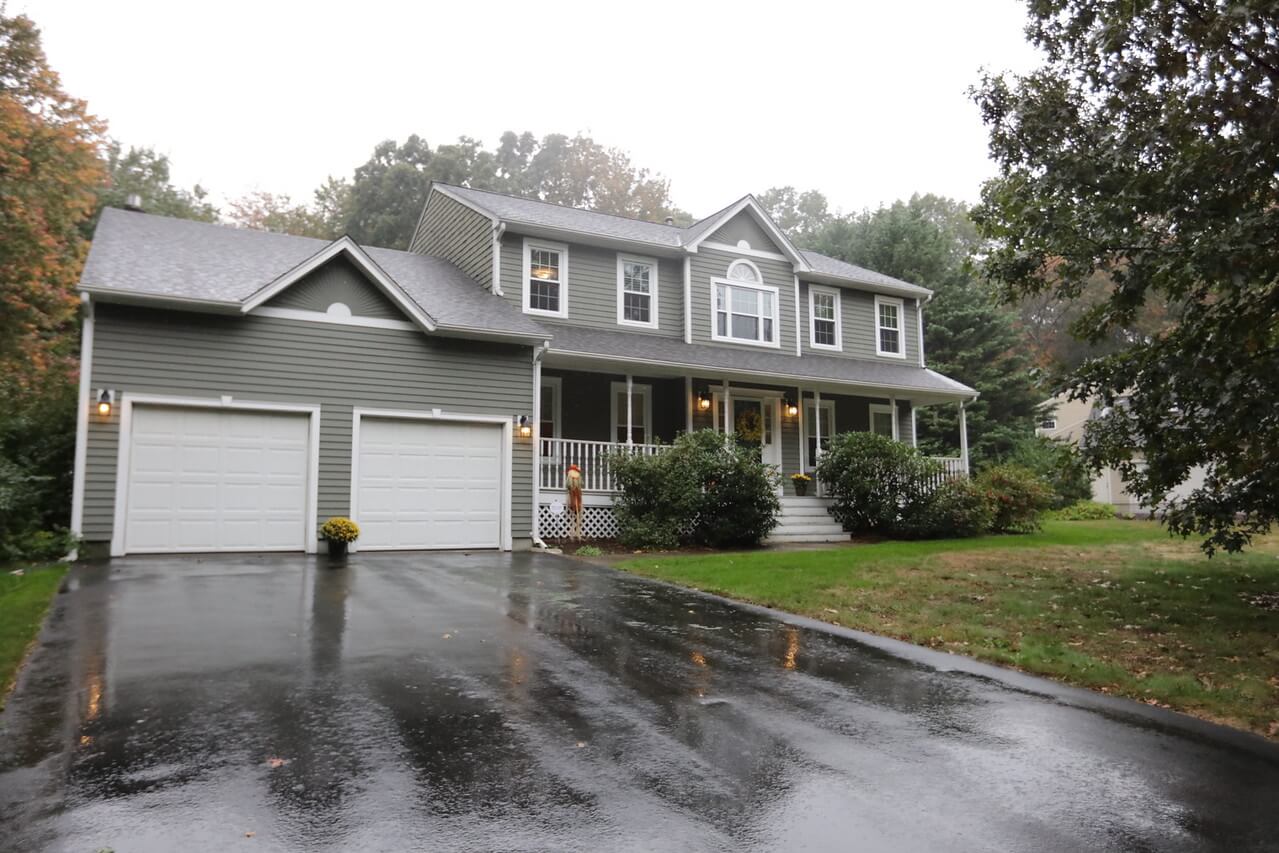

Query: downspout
[491,222,507,295]
[530,339,550,549]
[683,255,692,344]
[69,292,93,560]
[793,274,801,356]
[916,297,926,367]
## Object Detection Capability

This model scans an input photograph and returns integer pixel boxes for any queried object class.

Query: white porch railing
[923,456,968,491]
[540,437,668,493]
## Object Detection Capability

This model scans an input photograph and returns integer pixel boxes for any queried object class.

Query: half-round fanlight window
[726,259,762,283]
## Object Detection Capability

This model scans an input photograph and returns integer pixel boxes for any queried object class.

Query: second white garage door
[354,418,504,550]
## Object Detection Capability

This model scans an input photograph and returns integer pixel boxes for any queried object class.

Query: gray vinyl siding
[690,246,796,353]
[706,211,785,255]
[499,234,682,337]
[798,280,921,364]
[410,193,493,289]
[264,256,403,319]
[84,304,534,544]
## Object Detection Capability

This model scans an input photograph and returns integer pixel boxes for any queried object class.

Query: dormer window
[711,260,779,347]
[875,295,905,358]
[617,255,659,328]
[523,238,568,318]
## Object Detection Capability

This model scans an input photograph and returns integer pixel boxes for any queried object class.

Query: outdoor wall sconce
[516,415,533,438]
[95,389,115,418]
[785,398,799,418]
[697,393,712,411]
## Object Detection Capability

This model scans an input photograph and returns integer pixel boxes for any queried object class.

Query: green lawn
[618,521,1279,739]
[0,564,67,707]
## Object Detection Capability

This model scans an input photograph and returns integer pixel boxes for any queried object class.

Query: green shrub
[0,527,79,563]
[611,430,780,550]
[898,478,995,539]
[574,545,603,557]
[976,464,1055,533]
[1003,435,1093,509]
[815,431,940,535]
[1045,500,1116,521]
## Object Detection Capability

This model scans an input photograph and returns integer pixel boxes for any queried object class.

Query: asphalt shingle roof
[81,208,546,338]
[438,185,933,296]
[442,186,687,248]
[540,323,975,398]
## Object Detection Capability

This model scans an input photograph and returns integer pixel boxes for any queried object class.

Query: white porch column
[890,395,899,441]
[723,380,731,434]
[814,389,822,460]
[798,387,807,471]
[626,373,634,446]
[685,375,693,434]
[911,406,918,448]
[959,400,970,474]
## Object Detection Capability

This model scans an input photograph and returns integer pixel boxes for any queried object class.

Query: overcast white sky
[20,0,1041,219]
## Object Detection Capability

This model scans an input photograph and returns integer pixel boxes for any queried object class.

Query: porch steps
[767,497,848,544]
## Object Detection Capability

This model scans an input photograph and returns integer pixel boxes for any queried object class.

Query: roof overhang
[542,348,977,405]
[79,286,243,314]
[240,236,438,333]
[801,270,933,300]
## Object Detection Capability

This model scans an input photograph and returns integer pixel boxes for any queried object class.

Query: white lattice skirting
[538,502,619,540]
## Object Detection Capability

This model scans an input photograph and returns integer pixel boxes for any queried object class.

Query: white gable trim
[240,236,438,332]
[700,241,790,262]
[682,196,811,271]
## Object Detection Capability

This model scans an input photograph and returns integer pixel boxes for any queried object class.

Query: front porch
[535,366,969,540]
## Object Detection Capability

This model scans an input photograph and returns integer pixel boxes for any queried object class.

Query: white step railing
[540,437,668,493]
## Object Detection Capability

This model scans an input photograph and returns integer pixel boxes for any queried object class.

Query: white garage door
[355,418,503,550]
[123,406,311,553]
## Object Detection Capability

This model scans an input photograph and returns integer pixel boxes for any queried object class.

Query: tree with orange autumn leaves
[0,13,104,396]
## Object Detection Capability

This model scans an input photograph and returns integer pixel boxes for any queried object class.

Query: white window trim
[869,403,895,437]
[875,295,906,359]
[808,285,842,351]
[540,376,562,438]
[616,254,660,329]
[710,265,782,349]
[522,237,569,319]
[609,381,653,443]
[348,407,514,552]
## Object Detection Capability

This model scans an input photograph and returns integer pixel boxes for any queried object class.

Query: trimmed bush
[815,431,940,535]
[1004,435,1093,509]
[611,430,780,550]
[898,478,995,539]
[1045,500,1116,521]
[975,464,1055,533]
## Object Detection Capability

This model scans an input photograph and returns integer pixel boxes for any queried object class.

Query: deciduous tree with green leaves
[971,0,1278,553]
[90,142,217,232]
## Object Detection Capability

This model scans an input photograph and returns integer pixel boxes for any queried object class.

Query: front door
[725,397,782,472]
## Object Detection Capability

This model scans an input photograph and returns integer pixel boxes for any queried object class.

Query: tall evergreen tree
[810,195,1042,465]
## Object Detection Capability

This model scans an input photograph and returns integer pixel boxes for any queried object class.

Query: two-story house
[71,185,976,556]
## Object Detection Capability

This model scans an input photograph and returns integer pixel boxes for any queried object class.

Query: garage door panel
[355,418,503,550]
[124,406,310,553]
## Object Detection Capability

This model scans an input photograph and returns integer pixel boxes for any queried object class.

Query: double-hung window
[617,255,659,328]
[809,285,841,350]
[523,239,568,318]
[875,295,905,358]
[712,261,779,347]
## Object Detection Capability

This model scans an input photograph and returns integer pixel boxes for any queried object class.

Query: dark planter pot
[793,482,809,497]
[326,539,349,559]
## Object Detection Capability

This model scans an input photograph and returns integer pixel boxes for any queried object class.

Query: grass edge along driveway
[0,563,68,709]
[617,521,1279,740]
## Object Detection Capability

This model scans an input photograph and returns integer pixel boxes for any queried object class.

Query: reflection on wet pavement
[0,551,1276,852]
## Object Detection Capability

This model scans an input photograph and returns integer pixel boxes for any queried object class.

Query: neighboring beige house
[1037,392,1206,515]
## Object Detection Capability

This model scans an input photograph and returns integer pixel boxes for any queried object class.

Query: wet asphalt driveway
[1,553,1277,852]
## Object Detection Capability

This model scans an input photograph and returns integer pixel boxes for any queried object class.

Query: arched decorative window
[712,260,778,347]
[726,259,762,283]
